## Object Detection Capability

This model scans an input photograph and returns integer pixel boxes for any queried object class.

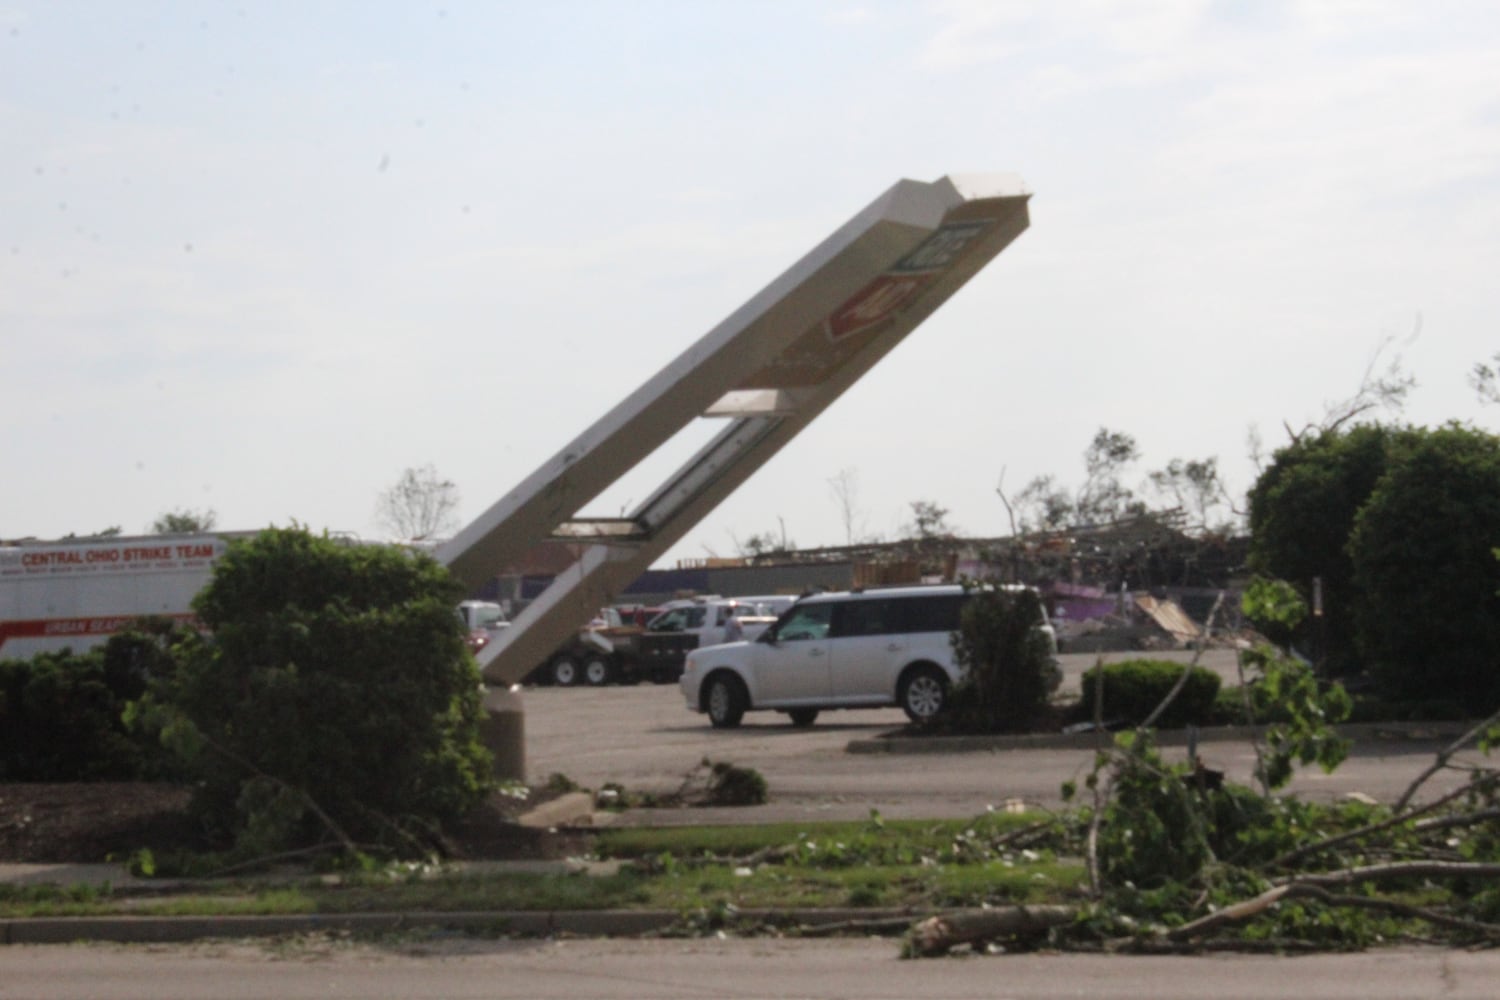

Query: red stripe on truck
[0,614,197,654]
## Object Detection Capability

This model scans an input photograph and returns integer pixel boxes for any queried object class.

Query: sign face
[826,273,931,341]
[826,220,996,341]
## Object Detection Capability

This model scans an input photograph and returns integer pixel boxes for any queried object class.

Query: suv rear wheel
[899,665,948,723]
[787,708,819,727]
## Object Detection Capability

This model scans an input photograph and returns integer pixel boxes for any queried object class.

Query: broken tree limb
[906,905,1078,957]
[1138,593,1224,731]
[794,916,917,938]
[1276,860,1500,888]
[1268,779,1485,871]
[1293,885,1500,939]
[1170,882,1500,943]
[1413,807,1500,835]
[1394,707,1500,813]
[1168,885,1290,941]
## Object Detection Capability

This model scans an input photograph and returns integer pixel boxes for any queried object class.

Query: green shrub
[946,586,1060,733]
[0,620,187,781]
[1349,424,1500,711]
[1077,659,1221,729]
[705,762,768,806]
[1345,693,1469,724]
[132,527,493,859]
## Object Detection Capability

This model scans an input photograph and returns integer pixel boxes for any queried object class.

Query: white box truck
[0,535,230,660]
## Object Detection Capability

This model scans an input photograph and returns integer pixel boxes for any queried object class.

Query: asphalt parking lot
[519,652,1472,826]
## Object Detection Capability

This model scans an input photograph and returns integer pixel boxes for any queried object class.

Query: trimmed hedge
[1077,658,1222,729]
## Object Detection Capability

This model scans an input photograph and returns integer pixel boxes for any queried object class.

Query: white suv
[679,584,1055,728]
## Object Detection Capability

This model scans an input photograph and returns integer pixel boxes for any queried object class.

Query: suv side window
[774,603,834,641]
[897,594,967,633]
[833,598,898,638]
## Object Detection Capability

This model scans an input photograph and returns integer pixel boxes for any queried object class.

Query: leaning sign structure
[439,174,1033,687]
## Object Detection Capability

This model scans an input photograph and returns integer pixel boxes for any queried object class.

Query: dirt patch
[0,783,586,865]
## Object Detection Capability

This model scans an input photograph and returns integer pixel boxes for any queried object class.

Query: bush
[705,762,768,806]
[946,586,1060,733]
[133,527,493,859]
[0,620,187,781]
[1348,424,1500,712]
[1077,659,1221,729]
[1247,424,1399,675]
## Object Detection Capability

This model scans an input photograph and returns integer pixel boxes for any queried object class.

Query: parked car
[457,600,510,652]
[679,583,1056,728]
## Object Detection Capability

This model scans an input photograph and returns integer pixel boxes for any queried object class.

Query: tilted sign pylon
[437,174,1033,686]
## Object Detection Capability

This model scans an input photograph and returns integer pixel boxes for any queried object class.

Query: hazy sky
[5,1,1496,567]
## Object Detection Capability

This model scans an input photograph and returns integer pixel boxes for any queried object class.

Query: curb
[0,907,917,946]
[845,721,1469,754]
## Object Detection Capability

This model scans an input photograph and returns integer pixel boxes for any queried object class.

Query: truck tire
[705,673,747,729]
[584,656,613,686]
[550,654,581,687]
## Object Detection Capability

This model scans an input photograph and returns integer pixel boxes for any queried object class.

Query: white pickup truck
[628,597,784,683]
[530,597,791,688]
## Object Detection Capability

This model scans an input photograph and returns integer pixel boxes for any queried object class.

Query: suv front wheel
[705,674,748,729]
[899,665,948,723]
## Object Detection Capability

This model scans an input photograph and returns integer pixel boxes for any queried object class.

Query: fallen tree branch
[1138,593,1223,731]
[1413,808,1500,835]
[793,916,916,938]
[1170,882,1500,942]
[1168,885,1290,941]
[1394,707,1500,812]
[1277,860,1500,888]
[1299,887,1500,938]
[906,905,1078,957]
[1268,779,1486,870]
[206,840,357,878]
[198,732,361,855]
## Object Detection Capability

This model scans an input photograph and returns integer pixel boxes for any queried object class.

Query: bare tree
[1285,330,1416,445]
[1145,457,1237,535]
[1472,352,1500,406]
[1075,427,1142,525]
[153,508,218,534]
[997,429,1138,537]
[728,516,795,557]
[1011,473,1074,534]
[61,526,122,540]
[827,467,867,545]
[904,500,955,540]
[376,465,460,541]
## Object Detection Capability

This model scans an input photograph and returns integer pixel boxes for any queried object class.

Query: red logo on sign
[826,274,931,341]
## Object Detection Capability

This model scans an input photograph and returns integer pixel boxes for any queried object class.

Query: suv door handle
[886,643,902,652]
[808,649,825,658]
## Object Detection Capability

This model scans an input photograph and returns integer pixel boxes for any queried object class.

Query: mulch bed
[0,783,585,865]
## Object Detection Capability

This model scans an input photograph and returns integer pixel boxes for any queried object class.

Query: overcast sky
[4,1,1496,567]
